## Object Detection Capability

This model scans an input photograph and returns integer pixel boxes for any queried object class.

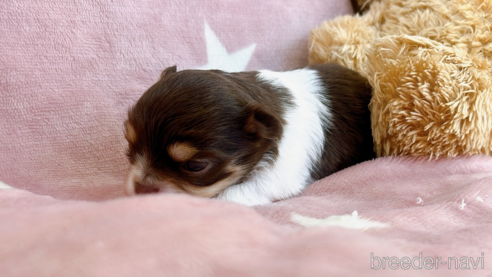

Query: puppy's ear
[160,65,177,79]
[243,105,282,140]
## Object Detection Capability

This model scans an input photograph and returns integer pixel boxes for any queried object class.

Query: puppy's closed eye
[182,160,210,172]
[169,143,214,175]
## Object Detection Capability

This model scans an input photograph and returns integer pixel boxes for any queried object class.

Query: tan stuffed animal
[309,0,492,158]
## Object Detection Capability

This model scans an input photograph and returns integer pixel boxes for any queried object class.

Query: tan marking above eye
[167,142,199,162]
[183,165,246,198]
[124,121,137,144]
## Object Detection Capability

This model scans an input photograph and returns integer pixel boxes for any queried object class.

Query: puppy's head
[125,66,283,198]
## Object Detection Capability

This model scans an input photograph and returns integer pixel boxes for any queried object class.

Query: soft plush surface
[309,0,492,158]
[0,0,352,200]
[2,156,492,276]
[3,1,492,276]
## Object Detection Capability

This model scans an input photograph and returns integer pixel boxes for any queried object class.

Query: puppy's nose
[134,182,160,194]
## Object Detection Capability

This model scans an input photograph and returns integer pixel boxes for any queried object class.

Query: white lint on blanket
[0,181,12,189]
[291,211,389,230]
[459,199,466,210]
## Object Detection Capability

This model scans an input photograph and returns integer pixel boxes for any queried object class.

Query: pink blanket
[2,0,491,276]
[0,0,351,200]
[2,156,491,276]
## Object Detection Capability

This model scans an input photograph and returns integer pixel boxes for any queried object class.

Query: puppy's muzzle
[125,167,158,195]
[125,167,182,195]
[126,176,160,195]
[134,182,159,194]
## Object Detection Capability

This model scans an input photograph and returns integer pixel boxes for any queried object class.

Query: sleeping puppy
[124,63,375,206]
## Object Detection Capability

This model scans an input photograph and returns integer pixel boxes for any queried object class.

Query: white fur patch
[125,166,140,195]
[126,154,146,194]
[215,68,330,205]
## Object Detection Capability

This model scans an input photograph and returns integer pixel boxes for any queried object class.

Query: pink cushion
[2,156,491,276]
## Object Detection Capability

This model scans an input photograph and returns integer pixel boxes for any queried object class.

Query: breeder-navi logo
[370,253,485,270]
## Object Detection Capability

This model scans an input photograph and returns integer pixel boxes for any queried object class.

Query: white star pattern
[291,211,389,230]
[198,22,256,72]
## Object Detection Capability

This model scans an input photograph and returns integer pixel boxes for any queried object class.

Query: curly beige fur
[309,0,492,158]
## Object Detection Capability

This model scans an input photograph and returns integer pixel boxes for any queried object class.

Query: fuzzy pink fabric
[0,0,352,200]
[3,1,491,276]
[1,156,491,276]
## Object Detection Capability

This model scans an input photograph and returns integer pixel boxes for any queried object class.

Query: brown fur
[126,67,292,194]
[308,64,374,179]
[126,64,375,199]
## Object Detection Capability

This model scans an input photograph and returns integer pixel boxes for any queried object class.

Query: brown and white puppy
[124,63,375,205]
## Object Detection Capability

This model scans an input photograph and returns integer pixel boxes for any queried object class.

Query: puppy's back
[309,63,374,179]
